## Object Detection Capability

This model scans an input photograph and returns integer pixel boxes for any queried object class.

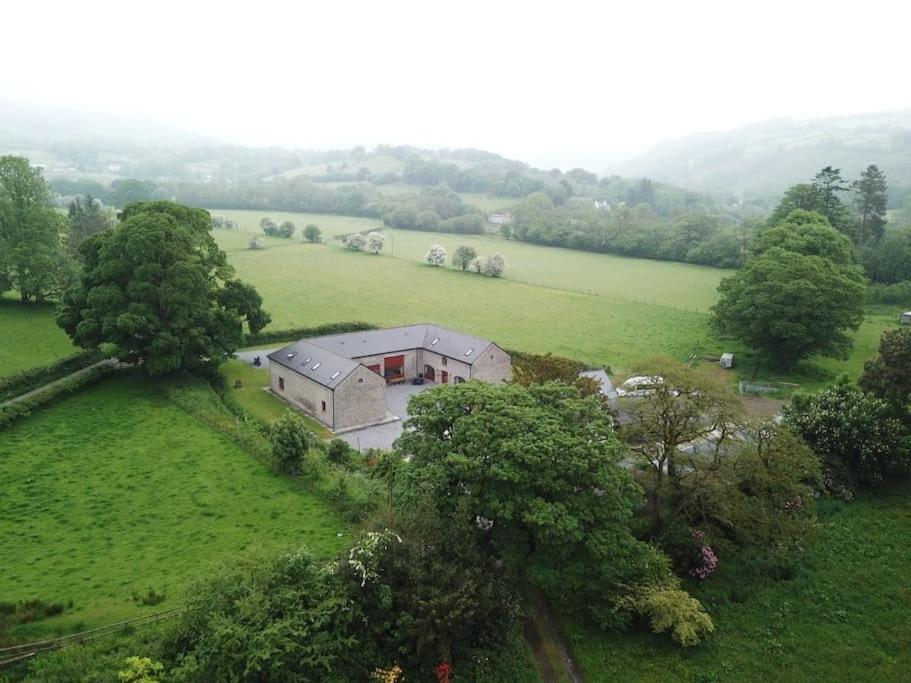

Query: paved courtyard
[338,381,434,451]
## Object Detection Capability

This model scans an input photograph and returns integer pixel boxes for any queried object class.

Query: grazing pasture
[210,212,726,310]
[0,375,348,640]
[566,486,911,682]
[0,299,76,377]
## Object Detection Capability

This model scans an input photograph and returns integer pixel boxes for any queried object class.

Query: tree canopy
[394,381,692,629]
[0,155,68,303]
[57,201,270,375]
[712,211,867,369]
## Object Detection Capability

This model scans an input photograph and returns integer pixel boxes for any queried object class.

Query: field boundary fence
[0,607,186,669]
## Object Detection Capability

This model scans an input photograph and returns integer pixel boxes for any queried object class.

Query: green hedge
[0,350,104,402]
[244,321,377,347]
[0,363,120,430]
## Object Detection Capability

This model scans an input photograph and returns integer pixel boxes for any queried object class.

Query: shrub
[469,257,484,274]
[482,253,507,277]
[784,380,909,487]
[269,412,316,475]
[326,438,354,466]
[132,587,166,606]
[118,656,164,683]
[276,220,296,238]
[425,244,446,266]
[260,217,277,235]
[248,237,265,250]
[345,233,368,251]
[303,224,321,242]
[618,581,715,647]
[452,245,477,271]
[367,231,386,254]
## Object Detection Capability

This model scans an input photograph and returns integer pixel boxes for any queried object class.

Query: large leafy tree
[57,201,270,375]
[752,210,854,265]
[67,195,114,259]
[768,184,824,225]
[852,164,888,248]
[394,381,681,628]
[811,166,852,235]
[620,358,744,534]
[712,211,867,369]
[338,500,521,678]
[0,155,68,303]
[860,327,911,415]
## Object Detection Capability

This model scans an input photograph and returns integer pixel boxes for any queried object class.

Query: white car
[615,375,665,398]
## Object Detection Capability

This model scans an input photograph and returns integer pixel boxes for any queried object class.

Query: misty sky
[3,0,909,169]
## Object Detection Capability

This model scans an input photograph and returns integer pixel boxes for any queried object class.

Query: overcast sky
[3,0,909,169]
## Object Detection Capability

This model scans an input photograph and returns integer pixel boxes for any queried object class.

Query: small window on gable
[442,357,447,366]
[278,377,285,391]
[321,400,326,412]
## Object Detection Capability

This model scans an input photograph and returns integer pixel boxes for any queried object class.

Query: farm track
[0,358,121,409]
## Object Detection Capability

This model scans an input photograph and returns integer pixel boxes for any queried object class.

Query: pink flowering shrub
[688,530,718,579]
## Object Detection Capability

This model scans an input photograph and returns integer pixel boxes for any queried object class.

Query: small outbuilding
[719,353,735,369]
[901,311,911,325]
[268,324,512,430]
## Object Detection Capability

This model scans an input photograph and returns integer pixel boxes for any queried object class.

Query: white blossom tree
[469,257,484,274]
[482,253,507,277]
[345,233,368,251]
[367,231,386,254]
[425,244,447,266]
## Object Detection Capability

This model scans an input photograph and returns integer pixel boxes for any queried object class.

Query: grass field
[213,233,713,371]
[0,374,348,640]
[210,212,726,310]
[565,485,911,681]
[219,359,333,438]
[0,299,77,377]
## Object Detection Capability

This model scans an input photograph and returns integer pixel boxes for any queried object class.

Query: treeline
[507,192,749,268]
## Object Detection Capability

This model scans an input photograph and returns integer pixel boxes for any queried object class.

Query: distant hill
[611,111,911,200]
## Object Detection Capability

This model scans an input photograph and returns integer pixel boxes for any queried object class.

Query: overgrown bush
[784,379,910,487]
[617,581,715,647]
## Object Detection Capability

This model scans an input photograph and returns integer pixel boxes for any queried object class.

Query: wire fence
[0,607,186,669]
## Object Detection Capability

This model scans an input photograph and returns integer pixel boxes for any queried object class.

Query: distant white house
[487,213,512,225]
[901,311,911,325]
[107,163,123,173]
[593,200,611,211]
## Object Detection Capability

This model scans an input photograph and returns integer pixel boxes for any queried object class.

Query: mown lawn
[212,235,714,372]
[219,359,333,438]
[564,485,911,681]
[0,299,77,377]
[0,374,349,640]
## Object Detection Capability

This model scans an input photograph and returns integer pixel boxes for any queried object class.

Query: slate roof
[267,339,361,389]
[268,324,497,389]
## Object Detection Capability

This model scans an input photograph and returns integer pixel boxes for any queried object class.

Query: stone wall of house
[333,364,387,429]
[469,344,513,383]
[270,363,335,427]
[418,349,472,383]
[352,350,420,381]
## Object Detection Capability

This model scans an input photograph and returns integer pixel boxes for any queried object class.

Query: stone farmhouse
[268,324,513,430]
